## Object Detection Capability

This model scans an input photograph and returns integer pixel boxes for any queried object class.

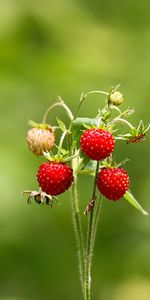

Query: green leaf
[79,169,95,176]
[84,160,97,171]
[71,140,77,152]
[79,160,97,176]
[56,118,66,132]
[79,150,91,167]
[71,117,99,128]
[124,191,148,215]
[71,117,99,146]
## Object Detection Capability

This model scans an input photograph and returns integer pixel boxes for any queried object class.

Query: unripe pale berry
[108,91,123,106]
[26,127,55,156]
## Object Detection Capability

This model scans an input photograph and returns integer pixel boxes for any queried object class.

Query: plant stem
[91,194,102,255]
[110,117,134,129]
[57,130,68,157]
[71,155,87,299]
[42,98,74,123]
[55,101,87,298]
[85,161,100,300]
[83,90,109,98]
[71,175,87,299]
[74,90,109,119]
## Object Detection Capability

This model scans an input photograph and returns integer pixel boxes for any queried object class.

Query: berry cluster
[23,86,148,210]
[23,86,149,300]
[27,123,129,201]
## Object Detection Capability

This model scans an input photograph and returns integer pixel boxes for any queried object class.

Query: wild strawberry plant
[22,86,149,300]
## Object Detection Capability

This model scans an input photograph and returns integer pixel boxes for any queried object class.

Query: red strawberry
[37,162,74,196]
[26,127,55,156]
[97,167,130,201]
[80,128,115,161]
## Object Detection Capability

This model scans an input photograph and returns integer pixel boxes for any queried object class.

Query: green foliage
[124,191,148,215]
[71,117,99,146]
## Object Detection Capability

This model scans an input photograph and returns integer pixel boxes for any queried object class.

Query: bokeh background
[0,0,150,299]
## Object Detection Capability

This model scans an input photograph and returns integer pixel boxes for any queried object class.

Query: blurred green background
[0,0,150,299]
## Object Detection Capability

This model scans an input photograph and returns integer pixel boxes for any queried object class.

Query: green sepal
[56,118,66,132]
[28,120,52,130]
[60,148,69,155]
[117,120,150,143]
[82,123,97,129]
[62,154,78,163]
[109,84,121,94]
[43,149,77,163]
[53,144,69,156]
[43,151,56,161]
[137,120,150,134]
[124,191,148,216]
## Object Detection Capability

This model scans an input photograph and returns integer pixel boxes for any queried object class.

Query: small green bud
[108,91,123,106]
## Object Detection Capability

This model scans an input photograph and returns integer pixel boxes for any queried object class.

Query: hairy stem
[71,179,86,299]
[85,161,100,300]
[91,194,102,256]
[71,159,87,299]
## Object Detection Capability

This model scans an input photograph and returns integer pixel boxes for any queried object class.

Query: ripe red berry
[80,128,115,161]
[26,127,55,156]
[37,162,74,196]
[97,167,130,201]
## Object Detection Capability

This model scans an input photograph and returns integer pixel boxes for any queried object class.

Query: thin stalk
[70,142,86,297]
[110,117,134,129]
[71,170,86,299]
[57,130,67,157]
[74,91,109,119]
[108,107,134,127]
[109,104,122,114]
[42,99,74,123]
[84,91,109,97]
[85,161,100,300]
[90,194,102,255]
